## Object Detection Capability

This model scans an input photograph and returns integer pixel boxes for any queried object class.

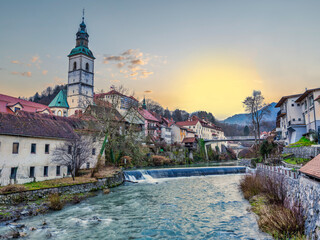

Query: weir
[124,166,246,182]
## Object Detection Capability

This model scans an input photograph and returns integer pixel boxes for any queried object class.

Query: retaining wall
[0,171,124,205]
[283,146,320,159]
[257,165,320,239]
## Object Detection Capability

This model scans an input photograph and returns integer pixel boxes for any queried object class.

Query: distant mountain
[222,102,278,126]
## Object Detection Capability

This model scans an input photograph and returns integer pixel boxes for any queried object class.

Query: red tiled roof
[138,108,159,122]
[300,154,320,179]
[94,89,126,99]
[176,120,198,127]
[0,94,52,114]
[182,137,197,143]
[315,95,320,101]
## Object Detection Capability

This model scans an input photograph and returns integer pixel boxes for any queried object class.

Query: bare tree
[52,136,92,180]
[243,90,270,146]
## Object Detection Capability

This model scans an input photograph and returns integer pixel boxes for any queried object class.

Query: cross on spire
[82,8,85,22]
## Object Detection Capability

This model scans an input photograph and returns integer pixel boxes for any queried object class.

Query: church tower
[67,11,95,116]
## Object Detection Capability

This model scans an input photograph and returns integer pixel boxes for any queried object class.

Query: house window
[31,143,36,154]
[86,162,90,169]
[67,165,71,175]
[293,118,295,122]
[10,167,18,180]
[45,144,50,154]
[14,107,21,112]
[298,118,301,121]
[73,62,77,70]
[309,96,314,107]
[92,148,96,155]
[44,166,48,177]
[56,166,61,176]
[12,142,19,154]
[30,167,35,178]
[68,145,72,154]
[291,104,294,107]
[297,103,300,106]
[86,63,89,71]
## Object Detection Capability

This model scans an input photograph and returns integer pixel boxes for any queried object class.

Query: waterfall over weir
[124,166,246,183]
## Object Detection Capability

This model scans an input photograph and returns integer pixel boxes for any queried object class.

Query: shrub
[48,193,64,210]
[151,155,171,166]
[258,204,305,239]
[0,184,26,194]
[239,174,264,200]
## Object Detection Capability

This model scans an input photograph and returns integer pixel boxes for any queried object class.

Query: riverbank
[240,171,305,239]
[0,168,124,224]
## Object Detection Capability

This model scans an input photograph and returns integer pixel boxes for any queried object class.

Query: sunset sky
[1,0,320,119]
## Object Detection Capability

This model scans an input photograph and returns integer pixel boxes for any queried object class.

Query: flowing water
[0,170,270,240]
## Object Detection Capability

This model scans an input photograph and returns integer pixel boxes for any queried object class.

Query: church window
[86,63,89,71]
[57,110,62,116]
[73,62,77,70]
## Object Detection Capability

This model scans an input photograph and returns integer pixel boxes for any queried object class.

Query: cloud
[117,62,125,68]
[121,49,134,55]
[144,90,152,93]
[140,71,154,78]
[31,56,40,63]
[104,56,125,63]
[130,72,138,77]
[103,49,161,80]
[11,60,20,64]
[42,70,48,75]
[131,59,145,65]
[11,71,32,77]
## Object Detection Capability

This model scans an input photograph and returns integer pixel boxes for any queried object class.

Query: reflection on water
[0,175,271,239]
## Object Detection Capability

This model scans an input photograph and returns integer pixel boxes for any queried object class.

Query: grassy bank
[240,173,305,239]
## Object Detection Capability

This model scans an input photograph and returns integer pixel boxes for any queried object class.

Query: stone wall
[257,166,320,239]
[0,171,124,205]
[283,146,320,159]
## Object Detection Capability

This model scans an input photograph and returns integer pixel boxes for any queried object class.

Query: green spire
[142,96,147,110]
[48,89,69,108]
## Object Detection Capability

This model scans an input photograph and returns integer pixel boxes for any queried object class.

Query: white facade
[67,55,94,116]
[299,89,320,133]
[0,135,99,186]
[161,126,172,144]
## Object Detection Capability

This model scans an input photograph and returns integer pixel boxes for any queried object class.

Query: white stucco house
[0,112,100,186]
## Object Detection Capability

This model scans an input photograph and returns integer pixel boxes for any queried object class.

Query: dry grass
[94,167,121,179]
[240,173,305,239]
[239,174,264,200]
[0,167,120,193]
[48,193,64,210]
[151,155,171,166]
[0,185,27,194]
[258,204,305,239]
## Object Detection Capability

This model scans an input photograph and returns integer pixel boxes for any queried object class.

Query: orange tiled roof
[300,154,320,179]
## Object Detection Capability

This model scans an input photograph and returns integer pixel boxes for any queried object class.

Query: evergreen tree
[244,125,250,136]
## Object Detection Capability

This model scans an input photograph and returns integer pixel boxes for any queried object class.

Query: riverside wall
[283,146,320,159]
[257,165,320,239]
[0,171,124,205]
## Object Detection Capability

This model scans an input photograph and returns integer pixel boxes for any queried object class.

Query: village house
[295,88,320,135]
[275,88,320,145]
[0,112,100,186]
[275,94,305,145]
[170,123,196,144]
[0,93,52,115]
